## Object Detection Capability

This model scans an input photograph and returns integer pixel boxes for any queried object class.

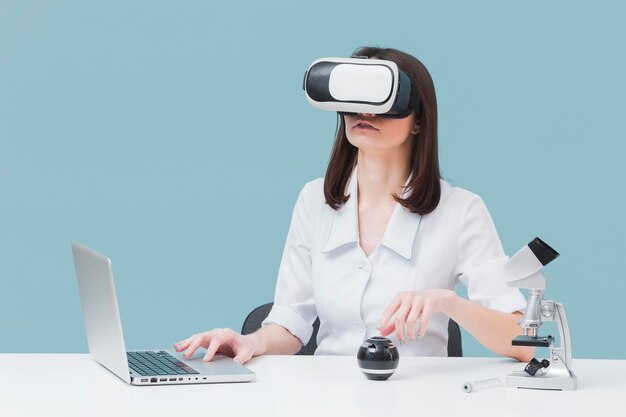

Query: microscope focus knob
[541,301,555,318]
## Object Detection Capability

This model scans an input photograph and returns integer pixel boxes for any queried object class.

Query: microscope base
[506,371,577,391]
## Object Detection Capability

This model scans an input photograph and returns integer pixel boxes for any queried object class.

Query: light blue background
[1,1,624,359]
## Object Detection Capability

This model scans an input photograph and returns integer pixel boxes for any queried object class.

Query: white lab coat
[263,168,526,356]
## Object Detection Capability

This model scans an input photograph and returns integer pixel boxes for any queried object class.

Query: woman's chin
[347,137,406,152]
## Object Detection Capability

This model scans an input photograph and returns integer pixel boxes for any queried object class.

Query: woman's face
[343,112,417,152]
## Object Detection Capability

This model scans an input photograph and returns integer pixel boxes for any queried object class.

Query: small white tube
[462,378,501,393]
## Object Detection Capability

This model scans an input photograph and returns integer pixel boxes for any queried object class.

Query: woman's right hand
[174,328,261,364]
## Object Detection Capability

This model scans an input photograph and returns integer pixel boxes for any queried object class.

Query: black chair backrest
[242,302,462,357]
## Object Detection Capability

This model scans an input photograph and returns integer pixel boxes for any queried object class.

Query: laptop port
[159,378,166,382]
[141,379,148,383]
[150,378,157,383]
[169,378,176,381]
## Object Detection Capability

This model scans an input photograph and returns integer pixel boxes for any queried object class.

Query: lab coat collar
[379,195,422,260]
[322,167,360,252]
[322,167,421,259]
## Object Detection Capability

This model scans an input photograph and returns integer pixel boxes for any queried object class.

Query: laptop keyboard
[127,351,200,376]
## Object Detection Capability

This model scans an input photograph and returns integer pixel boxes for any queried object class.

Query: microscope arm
[541,300,573,372]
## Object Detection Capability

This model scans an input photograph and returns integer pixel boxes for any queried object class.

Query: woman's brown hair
[323,46,441,214]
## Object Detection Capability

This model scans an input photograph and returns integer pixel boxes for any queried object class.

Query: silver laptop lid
[72,241,131,383]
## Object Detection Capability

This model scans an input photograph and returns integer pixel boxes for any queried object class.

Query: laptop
[71,241,255,385]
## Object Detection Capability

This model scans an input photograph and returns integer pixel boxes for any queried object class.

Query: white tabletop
[1,354,624,417]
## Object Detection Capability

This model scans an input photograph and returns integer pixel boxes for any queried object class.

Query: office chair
[241,302,463,357]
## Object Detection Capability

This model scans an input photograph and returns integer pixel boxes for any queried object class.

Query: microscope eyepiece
[528,237,559,266]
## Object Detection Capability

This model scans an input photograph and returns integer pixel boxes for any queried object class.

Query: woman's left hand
[378,289,457,342]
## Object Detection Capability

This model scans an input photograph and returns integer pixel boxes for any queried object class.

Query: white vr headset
[303,57,418,119]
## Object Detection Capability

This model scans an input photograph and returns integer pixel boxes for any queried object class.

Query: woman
[175,47,534,364]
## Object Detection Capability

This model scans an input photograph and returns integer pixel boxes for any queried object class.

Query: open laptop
[71,241,255,385]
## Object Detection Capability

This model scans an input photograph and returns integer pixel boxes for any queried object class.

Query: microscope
[505,238,577,390]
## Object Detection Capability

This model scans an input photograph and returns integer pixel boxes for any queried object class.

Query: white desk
[1,354,624,417]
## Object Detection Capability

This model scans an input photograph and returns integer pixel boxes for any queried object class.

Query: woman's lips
[353,121,379,130]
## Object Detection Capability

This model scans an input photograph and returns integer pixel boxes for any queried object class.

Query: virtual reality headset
[303,57,419,119]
